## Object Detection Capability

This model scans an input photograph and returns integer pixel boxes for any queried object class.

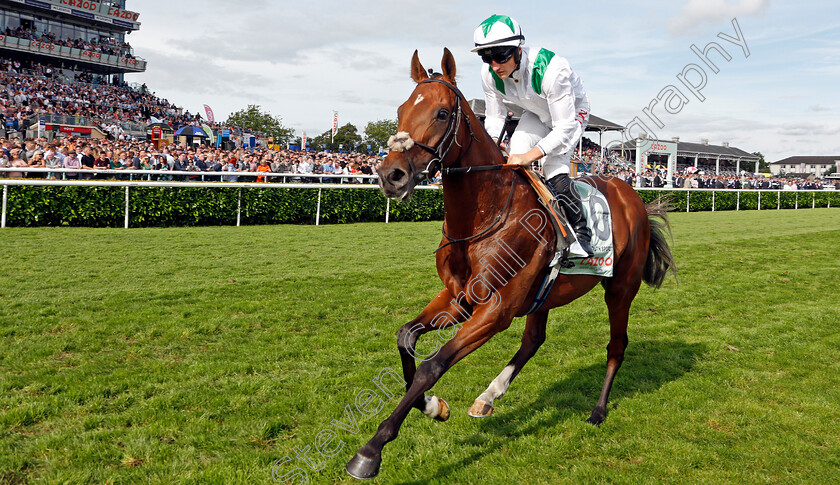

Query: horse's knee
[397,321,421,351]
[414,359,446,389]
[605,335,628,359]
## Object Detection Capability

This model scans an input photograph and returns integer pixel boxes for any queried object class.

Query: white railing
[0,167,379,183]
[0,168,439,228]
[631,186,833,212]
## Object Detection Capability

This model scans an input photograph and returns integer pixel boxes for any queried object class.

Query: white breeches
[509,111,586,180]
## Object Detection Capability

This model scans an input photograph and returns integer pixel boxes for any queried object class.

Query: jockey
[473,14,593,257]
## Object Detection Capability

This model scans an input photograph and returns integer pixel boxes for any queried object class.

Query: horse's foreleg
[588,277,641,425]
[396,288,471,419]
[347,309,505,480]
[468,310,548,417]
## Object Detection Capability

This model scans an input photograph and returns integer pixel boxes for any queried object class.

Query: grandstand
[0,0,158,140]
[614,137,761,176]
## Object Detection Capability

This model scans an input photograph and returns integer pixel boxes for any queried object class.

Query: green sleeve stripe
[531,48,555,95]
[489,66,506,95]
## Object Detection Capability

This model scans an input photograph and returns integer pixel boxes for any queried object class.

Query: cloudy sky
[124,0,839,162]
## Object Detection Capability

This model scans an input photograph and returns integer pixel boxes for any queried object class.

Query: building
[0,0,148,139]
[770,156,840,178]
[613,138,760,175]
[0,0,145,81]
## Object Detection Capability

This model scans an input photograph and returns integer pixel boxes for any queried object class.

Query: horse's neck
[441,111,511,235]
[442,167,511,237]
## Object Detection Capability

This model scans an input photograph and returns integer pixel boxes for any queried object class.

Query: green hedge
[3,185,445,228]
[2,185,837,227]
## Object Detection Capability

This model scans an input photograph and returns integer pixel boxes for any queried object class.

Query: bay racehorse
[346,48,676,479]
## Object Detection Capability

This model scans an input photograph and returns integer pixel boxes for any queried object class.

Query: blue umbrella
[174,126,208,137]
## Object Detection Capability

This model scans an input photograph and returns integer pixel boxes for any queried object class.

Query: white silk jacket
[481,46,590,157]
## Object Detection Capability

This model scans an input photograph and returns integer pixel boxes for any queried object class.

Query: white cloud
[668,0,769,36]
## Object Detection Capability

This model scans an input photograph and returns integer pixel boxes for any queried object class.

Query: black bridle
[397,76,519,252]
[406,77,479,184]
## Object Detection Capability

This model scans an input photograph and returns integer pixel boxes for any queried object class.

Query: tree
[333,123,362,151]
[752,151,770,173]
[224,105,294,146]
[364,119,398,153]
[311,130,332,151]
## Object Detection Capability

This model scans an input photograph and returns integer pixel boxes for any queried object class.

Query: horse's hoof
[346,452,381,480]
[586,407,607,426]
[434,397,450,422]
[468,399,494,418]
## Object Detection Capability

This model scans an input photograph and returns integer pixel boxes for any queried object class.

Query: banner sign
[332,111,338,137]
[203,104,215,124]
[58,126,92,134]
[302,132,307,151]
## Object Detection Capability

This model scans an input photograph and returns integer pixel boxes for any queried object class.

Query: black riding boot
[548,173,594,257]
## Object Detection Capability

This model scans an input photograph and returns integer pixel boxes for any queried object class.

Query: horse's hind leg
[468,310,548,417]
[396,288,471,421]
[588,276,641,425]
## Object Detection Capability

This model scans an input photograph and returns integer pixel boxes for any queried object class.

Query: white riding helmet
[471,14,525,53]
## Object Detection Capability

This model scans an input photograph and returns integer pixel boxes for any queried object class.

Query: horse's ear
[410,50,429,83]
[441,47,457,86]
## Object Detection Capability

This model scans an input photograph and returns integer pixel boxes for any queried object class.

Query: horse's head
[378,48,471,200]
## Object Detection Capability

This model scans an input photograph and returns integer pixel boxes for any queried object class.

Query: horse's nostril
[390,169,405,183]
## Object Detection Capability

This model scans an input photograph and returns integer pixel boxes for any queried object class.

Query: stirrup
[550,247,575,269]
[568,238,591,259]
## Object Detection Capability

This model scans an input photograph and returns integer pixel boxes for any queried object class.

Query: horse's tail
[643,197,677,288]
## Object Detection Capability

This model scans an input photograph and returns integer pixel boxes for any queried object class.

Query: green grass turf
[1,208,839,484]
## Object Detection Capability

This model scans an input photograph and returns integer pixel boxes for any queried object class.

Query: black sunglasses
[479,47,516,65]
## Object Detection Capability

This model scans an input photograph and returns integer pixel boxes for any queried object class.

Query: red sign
[121,58,140,66]
[81,50,101,59]
[59,126,92,134]
[151,127,162,140]
[61,0,99,11]
[32,41,56,50]
[203,104,215,124]
[107,6,140,21]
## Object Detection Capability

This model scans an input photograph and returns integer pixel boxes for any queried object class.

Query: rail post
[1,184,6,228]
[386,198,391,223]
[124,186,130,229]
[686,190,690,212]
[737,191,740,211]
[712,190,716,212]
[316,188,322,226]
[237,188,241,227]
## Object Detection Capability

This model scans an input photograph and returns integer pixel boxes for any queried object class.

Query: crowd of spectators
[597,165,832,191]
[0,135,382,183]
[1,56,190,135]
[3,25,135,58]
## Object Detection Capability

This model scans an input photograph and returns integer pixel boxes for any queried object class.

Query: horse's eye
[437,109,449,121]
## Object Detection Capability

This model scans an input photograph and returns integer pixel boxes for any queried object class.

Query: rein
[395,77,524,252]
[434,167,520,253]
